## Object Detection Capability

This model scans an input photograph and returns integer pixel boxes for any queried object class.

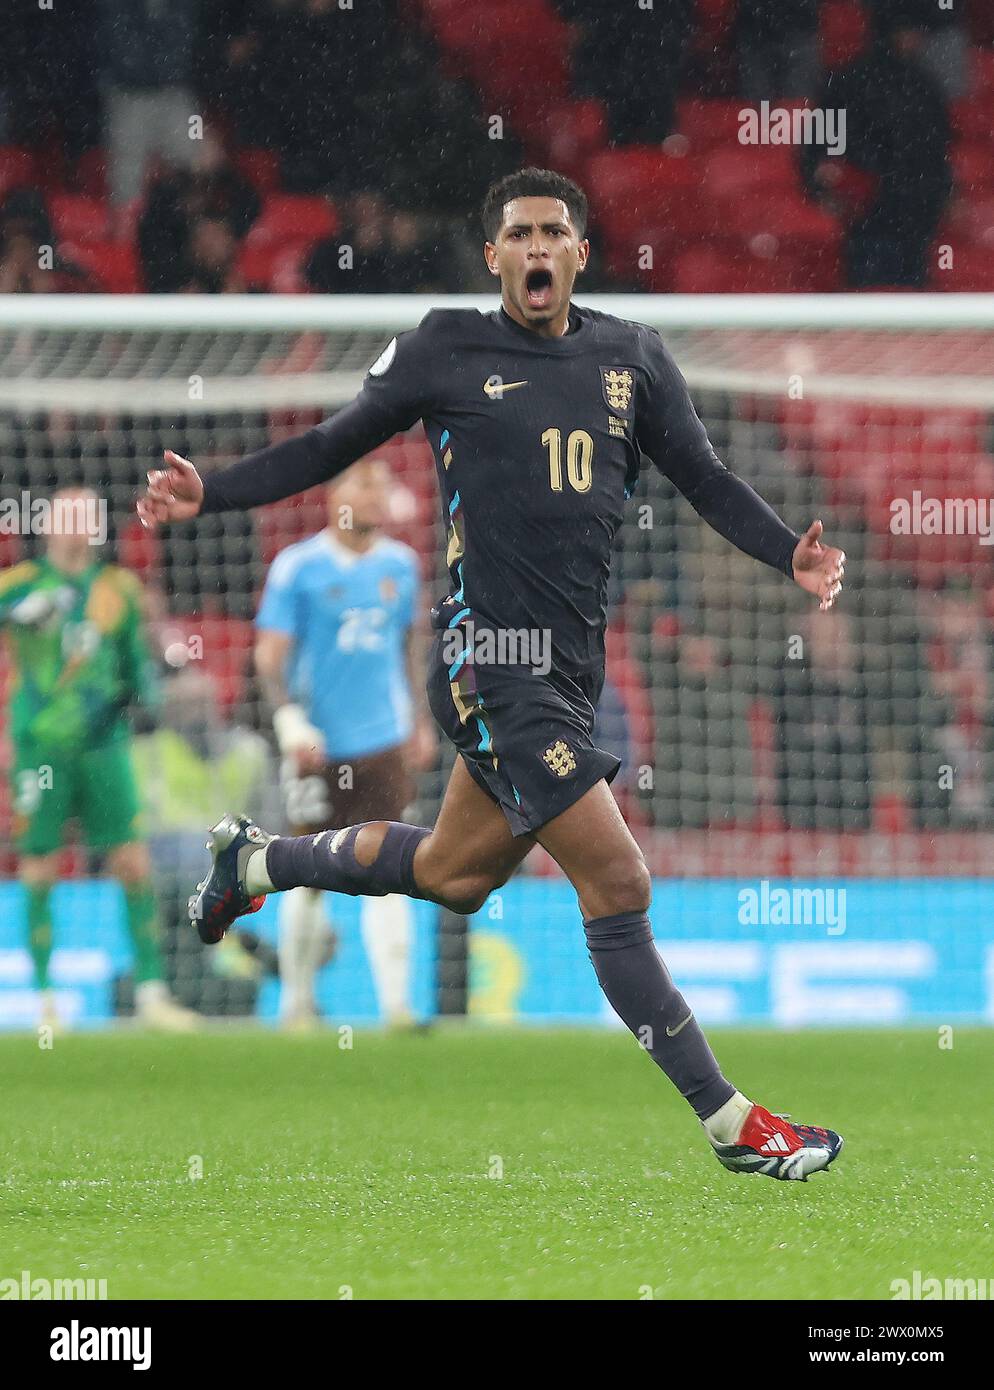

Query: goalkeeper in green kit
[0,488,197,1031]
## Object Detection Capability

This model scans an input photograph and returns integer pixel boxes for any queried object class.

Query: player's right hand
[137,451,205,529]
[8,585,76,628]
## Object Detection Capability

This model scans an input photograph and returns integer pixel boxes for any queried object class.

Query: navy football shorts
[426,603,620,837]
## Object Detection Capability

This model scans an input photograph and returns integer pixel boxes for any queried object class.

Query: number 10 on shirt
[542,428,594,493]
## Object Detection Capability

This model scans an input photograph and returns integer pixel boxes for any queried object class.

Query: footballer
[140,169,846,1179]
[1,487,197,1032]
[255,460,435,1029]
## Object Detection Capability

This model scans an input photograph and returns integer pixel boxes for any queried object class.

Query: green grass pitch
[2,1027,989,1300]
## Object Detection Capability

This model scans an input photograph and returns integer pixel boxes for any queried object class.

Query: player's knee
[415,860,492,914]
[440,874,493,915]
[586,853,652,919]
[107,842,150,886]
[20,855,57,889]
[412,834,500,913]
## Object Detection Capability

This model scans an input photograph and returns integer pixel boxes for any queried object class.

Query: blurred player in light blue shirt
[255,459,435,1028]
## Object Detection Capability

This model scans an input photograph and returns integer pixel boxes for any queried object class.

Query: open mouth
[525,268,554,311]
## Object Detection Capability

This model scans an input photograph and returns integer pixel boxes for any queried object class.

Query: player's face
[46,490,101,570]
[485,196,588,334]
[328,462,389,538]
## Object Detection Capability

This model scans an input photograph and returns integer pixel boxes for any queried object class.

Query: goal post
[2,292,993,1027]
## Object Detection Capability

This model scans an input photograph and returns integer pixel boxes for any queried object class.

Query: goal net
[2,293,993,1028]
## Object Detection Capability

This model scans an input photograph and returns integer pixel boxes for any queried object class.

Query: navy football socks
[266,823,431,900]
[584,911,735,1121]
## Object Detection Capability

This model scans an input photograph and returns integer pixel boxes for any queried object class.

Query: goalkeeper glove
[273,703,326,764]
[8,585,76,627]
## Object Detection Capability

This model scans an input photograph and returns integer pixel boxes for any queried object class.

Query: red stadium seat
[165,615,254,711]
[114,196,145,244]
[710,190,841,261]
[951,141,994,194]
[972,45,994,94]
[59,239,140,293]
[236,241,280,290]
[73,147,108,198]
[255,492,328,566]
[864,449,994,576]
[585,147,706,250]
[543,100,608,178]
[930,245,994,291]
[413,0,462,14]
[956,195,994,247]
[237,241,313,292]
[819,0,870,69]
[694,0,736,43]
[49,194,110,244]
[484,40,569,124]
[268,243,313,294]
[704,146,801,200]
[0,147,40,198]
[672,244,798,293]
[432,0,569,124]
[117,519,162,582]
[245,195,338,251]
[677,99,749,152]
[234,148,283,197]
[434,0,564,56]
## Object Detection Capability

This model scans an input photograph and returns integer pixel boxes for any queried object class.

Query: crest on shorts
[600,367,634,416]
[541,739,577,778]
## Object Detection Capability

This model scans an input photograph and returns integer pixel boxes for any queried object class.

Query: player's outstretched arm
[138,398,391,531]
[637,330,846,609]
[138,322,435,531]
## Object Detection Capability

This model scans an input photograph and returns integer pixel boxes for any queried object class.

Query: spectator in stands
[868,0,971,101]
[0,190,95,293]
[132,665,276,881]
[802,9,952,288]
[304,192,392,293]
[214,0,391,195]
[206,0,299,153]
[98,0,199,206]
[303,192,449,294]
[735,0,820,104]
[138,137,260,292]
[3,4,100,163]
[387,211,449,293]
[131,665,283,1009]
[180,217,251,294]
[562,0,694,145]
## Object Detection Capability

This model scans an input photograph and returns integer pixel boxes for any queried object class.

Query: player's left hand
[137,451,205,529]
[791,520,846,611]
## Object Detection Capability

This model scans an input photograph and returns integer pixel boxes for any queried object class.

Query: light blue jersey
[256,530,419,759]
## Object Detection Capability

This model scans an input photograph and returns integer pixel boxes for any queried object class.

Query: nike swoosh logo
[483,379,528,399]
[666,1013,694,1037]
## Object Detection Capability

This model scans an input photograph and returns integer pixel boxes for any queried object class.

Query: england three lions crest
[541,739,577,778]
[600,367,634,416]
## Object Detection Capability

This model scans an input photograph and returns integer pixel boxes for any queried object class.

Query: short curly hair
[481,168,588,242]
